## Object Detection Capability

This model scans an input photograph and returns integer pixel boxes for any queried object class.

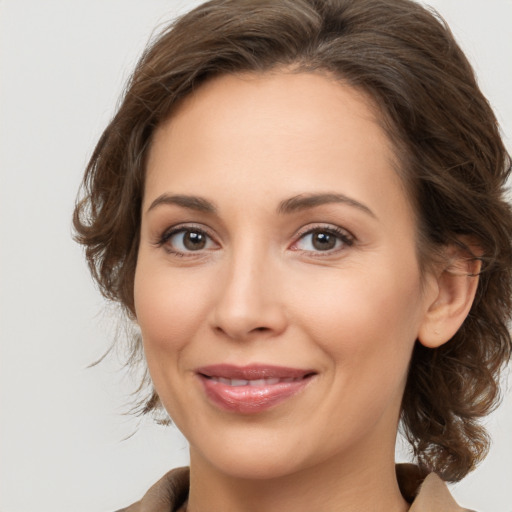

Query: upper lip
[196,364,316,380]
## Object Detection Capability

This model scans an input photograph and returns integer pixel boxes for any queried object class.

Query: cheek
[293,262,425,367]
[133,261,210,357]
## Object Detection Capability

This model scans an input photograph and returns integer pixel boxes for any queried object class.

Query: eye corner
[155,223,220,257]
[290,224,355,255]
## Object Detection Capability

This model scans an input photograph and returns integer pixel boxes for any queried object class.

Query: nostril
[213,324,273,339]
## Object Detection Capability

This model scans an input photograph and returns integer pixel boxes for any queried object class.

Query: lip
[196,364,316,414]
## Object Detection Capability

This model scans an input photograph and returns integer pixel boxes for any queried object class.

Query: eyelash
[155,224,355,257]
[156,225,217,257]
[291,225,355,255]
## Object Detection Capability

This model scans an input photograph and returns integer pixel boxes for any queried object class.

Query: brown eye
[293,226,354,253]
[183,231,207,250]
[163,228,217,254]
[311,231,337,251]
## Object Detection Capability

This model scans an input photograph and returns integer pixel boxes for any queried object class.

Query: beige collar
[409,472,469,511]
[118,464,474,512]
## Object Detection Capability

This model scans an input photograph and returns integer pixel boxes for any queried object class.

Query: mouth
[207,376,299,386]
[196,364,317,414]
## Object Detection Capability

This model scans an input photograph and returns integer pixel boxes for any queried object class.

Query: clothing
[116,463,475,512]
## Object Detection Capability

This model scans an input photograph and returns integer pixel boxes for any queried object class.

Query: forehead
[153,71,384,150]
[144,71,410,220]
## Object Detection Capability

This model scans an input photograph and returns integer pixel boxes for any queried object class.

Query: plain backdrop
[1,1,511,511]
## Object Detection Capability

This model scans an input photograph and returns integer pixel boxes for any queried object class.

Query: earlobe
[418,250,481,349]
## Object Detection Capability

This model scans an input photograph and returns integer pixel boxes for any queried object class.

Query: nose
[209,248,288,341]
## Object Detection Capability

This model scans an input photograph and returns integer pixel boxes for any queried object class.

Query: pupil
[184,231,206,250]
[313,232,336,250]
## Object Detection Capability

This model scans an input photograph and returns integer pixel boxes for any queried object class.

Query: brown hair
[74,0,512,482]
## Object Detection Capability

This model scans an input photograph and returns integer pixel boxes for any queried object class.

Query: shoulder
[114,467,189,512]
[397,464,476,512]
[116,464,477,512]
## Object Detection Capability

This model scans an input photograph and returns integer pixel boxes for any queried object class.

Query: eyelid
[155,223,220,255]
[290,223,355,253]
[153,222,354,256]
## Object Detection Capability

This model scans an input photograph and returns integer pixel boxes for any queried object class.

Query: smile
[208,377,298,386]
[196,365,316,414]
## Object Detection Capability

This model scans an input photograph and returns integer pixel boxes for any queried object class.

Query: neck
[186,447,409,512]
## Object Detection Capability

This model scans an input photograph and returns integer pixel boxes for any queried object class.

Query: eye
[292,226,354,253]
[159,227,218,254]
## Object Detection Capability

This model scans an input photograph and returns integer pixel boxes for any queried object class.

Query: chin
[187,426,309,481]
[201,450,307,481]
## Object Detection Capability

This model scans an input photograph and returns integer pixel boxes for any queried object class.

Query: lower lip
[198,376,313,414]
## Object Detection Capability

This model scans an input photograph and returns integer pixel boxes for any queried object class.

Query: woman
[74,0,512,510]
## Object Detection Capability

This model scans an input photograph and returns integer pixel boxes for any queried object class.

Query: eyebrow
[146,194,217,214]
[146,192,375,218]
[277,193,376,218]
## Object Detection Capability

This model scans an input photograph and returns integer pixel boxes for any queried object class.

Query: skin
[134,72,475,511]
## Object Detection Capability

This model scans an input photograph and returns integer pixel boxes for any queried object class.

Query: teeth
[211,377,296,386]
[231,379,249,386]
[249,379,266,387]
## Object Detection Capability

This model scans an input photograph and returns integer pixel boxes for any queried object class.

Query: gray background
[1,1,511,511]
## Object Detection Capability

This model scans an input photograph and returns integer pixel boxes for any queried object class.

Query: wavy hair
[73,0,512,481]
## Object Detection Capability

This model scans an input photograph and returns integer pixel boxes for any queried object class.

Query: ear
[418,246,481,349]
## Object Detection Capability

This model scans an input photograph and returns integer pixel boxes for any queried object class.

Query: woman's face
[135,72,438,479]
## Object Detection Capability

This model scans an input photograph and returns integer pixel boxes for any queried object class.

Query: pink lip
[196,364,316,414]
